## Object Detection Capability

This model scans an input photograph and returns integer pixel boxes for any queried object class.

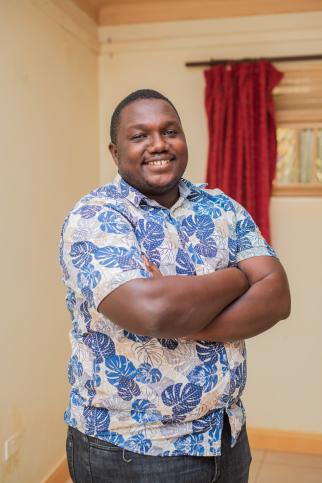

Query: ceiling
[72,0,322,26]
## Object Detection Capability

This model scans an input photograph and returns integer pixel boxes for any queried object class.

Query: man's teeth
[147,159,170,166]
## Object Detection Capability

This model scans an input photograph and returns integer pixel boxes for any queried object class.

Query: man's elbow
[98,279,172,337]
[269,268,291,322]
[138,296,180,337]
[134,298,166,337]
[276,283,291,321]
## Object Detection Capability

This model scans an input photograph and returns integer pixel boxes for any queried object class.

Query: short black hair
[109,89,180,144]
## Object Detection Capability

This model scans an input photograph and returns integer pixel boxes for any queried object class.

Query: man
[60,89,290,483]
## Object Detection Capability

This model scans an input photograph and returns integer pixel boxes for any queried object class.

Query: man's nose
[148,133,167,152]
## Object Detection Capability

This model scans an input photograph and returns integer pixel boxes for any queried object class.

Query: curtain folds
[204,60,283,242]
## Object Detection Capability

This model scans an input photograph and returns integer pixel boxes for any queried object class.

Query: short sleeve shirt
[60,174,276,457]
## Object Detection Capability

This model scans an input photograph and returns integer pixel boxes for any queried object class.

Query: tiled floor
[249,449,322,482]
[66,450,322,482]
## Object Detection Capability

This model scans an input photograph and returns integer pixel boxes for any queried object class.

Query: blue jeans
[66,415,252,483]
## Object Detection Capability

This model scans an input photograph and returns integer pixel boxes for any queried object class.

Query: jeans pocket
[66,430,76,482]
[88,437,124,453]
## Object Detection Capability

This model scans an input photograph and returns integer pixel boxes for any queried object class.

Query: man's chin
[142,176,180,195]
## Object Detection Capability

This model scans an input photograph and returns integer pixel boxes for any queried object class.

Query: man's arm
[184,256,291,342]
[98,267,249,338]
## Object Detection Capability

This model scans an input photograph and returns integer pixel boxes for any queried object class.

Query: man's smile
[143,157,175,170]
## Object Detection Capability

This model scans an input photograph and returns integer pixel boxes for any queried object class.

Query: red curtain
[204,60,283,242]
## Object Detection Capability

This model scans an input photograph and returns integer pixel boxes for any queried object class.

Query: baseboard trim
[41,454,69,483]
[248,427,322,455]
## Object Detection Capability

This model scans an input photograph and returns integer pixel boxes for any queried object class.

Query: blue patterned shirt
[60,174,276,457]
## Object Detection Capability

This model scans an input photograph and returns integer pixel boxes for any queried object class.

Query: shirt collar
[113,174,207,209]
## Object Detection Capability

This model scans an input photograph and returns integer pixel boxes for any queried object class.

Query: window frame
[272,109,322,197]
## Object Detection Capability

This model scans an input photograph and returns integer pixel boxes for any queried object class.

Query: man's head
[109,89,188,207]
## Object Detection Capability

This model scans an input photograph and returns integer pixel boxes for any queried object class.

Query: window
[272,62,322,196]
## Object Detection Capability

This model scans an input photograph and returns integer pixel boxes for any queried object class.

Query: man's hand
[142,255,162,278]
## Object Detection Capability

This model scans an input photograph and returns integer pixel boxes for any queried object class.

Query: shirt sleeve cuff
[236,246,278,263]
[92,268,150,309]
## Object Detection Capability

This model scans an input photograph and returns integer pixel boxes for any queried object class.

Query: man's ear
[109,142,119,166]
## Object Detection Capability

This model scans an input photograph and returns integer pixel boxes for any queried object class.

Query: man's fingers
[142,255,162,277]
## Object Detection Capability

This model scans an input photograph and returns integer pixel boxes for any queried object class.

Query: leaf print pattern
[61,174,276,456]
[188,243,203,264]
[147,249,161,267]
[77,264,101,290]
[229,361,247,402]
[85,379,95,399]
[192,409,222,433]
[157,338,178,350]
[162,383,202,416]
[70,241,97,269]
[66,289,76,315]
[94,184,120,199]
[123,331,150,344]
[124,433,152,454]
[135,219,165,251]
[237,237,253,251]
[70,388,85,407]
[84,332,115,363]
[174,434,204,456]
[105,355,137,387]
[98,211,131,234]
[75,205,102,219]
[228,237,238,264]
[195,215,214,240]
[196,342,228,366]
[176,249,195,275]
[118,377,141,401]
[84,407,110,436]
[181,215,196,237]
[187,363,218,393]
[193,201,222,219]
[94,246,141,269]
[161,413,187,425]
[132,339,164,367]
[207,193,235,212]
[194,238,217,258]
[80,301,91,331]
[108,432,125,446]
[135,363,162,384]
[131,399,162,424]
[68,355,83,385]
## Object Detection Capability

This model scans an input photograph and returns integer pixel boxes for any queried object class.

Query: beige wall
[98,12,322,433]
[0,1,98,481]
[2,5,322,481]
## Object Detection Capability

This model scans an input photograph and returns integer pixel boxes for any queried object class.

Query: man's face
[109,98,188,206]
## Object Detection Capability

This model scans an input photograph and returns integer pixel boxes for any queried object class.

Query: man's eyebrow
[126,120,180,130]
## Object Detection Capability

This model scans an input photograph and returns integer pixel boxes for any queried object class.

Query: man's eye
[131,134,146,140]
[164,130,177,136]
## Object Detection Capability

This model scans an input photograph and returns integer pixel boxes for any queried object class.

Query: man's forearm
[99,267,249,337]
[185,269,291,342]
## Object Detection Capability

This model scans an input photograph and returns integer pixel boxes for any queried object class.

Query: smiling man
[60,89,290,483]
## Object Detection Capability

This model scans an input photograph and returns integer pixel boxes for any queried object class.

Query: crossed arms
[98,256,291,342]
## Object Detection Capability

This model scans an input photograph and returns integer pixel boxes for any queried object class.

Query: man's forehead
[119,98,180,127]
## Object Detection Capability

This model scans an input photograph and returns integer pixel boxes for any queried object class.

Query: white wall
[98,12,322,433]
[0,1,98,481]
